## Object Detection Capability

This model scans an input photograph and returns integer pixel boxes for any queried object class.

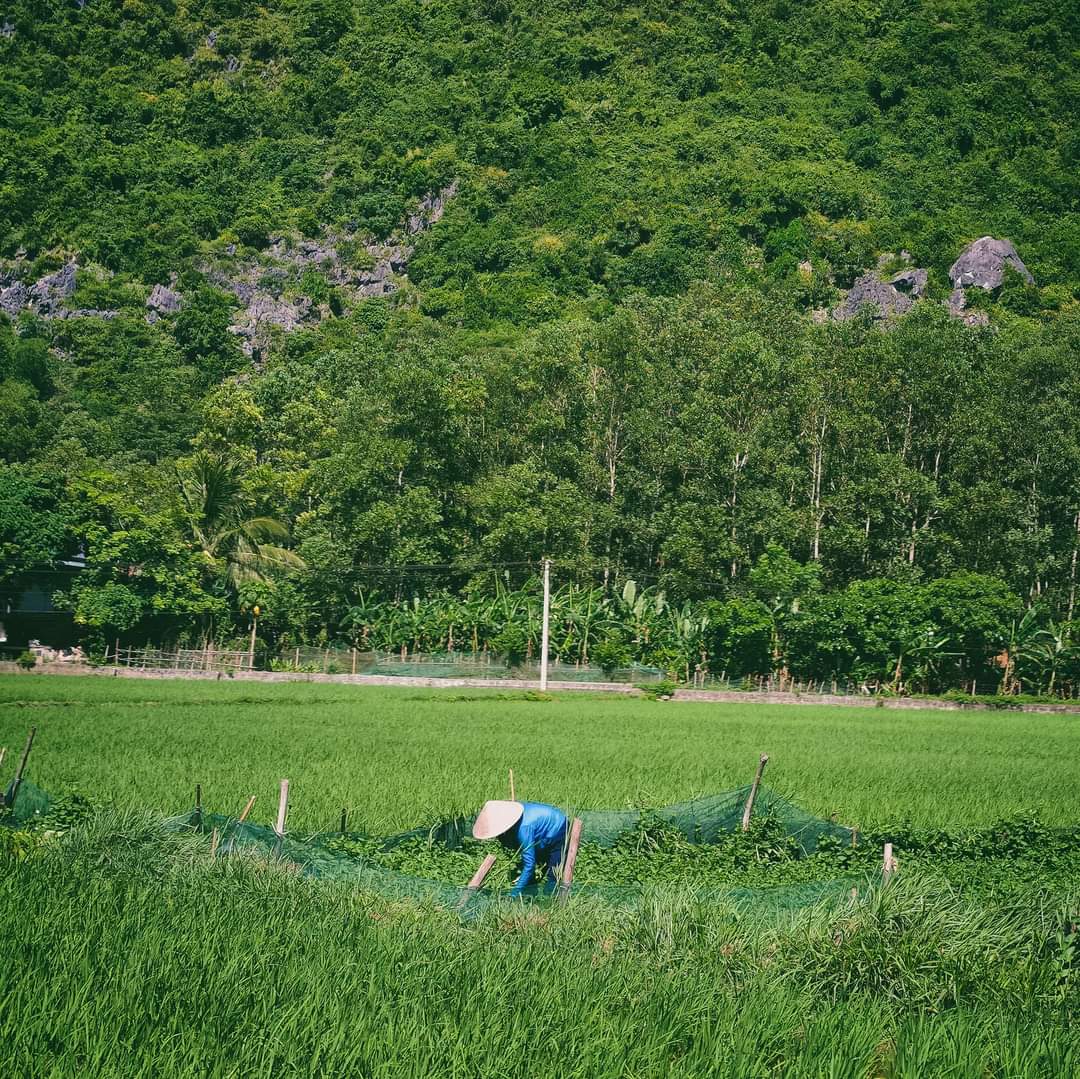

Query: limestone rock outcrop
[209,182,458,357]
[146,280,183,323]
[832,266,927,321]
[949,236,1032,291]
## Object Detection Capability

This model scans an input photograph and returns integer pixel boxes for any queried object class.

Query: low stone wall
[4,662,1079,713]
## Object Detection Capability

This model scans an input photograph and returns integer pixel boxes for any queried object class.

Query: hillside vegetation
[2,0,1080,685]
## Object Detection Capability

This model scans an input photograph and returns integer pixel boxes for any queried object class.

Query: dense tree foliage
[1,0,1079,688]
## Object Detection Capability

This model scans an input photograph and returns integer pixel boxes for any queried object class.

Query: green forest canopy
[1,0,1079,688]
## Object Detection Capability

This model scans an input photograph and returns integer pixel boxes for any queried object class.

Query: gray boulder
[949,236,1033,291]
[889,268,927,297]
[0,281,28,317]
[833,270,921,321]
[147,283,183,315]
[28,261,77,315]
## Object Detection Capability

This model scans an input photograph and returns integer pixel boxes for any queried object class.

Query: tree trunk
[1068,510,1080,625]
[810,413,826,561]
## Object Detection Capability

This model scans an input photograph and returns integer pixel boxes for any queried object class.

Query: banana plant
[343,591,387,649]
[1022,621,1074,696]
[897,629,959,693]
[1001,607,1045,694]
[615,579,667,645]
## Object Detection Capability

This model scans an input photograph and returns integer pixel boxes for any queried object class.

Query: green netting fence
[380,786,852,854]
[3,778,865,916]
[186,786,863,915]
[2,777,51,823]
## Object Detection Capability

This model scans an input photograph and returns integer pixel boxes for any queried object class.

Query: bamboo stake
[3,727,36,810]
[0,747,6,770]
[882,843,898,885]
[339,807,348,834]
[272,778,290,857]
[456,853,497,910]
[741,753,769,832]
[275,779,289,836]
[558,817,584,903]
[210,827,220,859]
[194,783,202,827]
[222,795,257,856]
[509,768,516,801]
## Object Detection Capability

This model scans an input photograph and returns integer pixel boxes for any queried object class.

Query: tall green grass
[1,813,1076,1078]
[3,677,1079,1075]
[1,675,1078,831]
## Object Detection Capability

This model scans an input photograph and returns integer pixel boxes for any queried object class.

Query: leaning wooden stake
[456,853,497,910]
[4,727,36,810]
[882,842,898,885]
[741,753,769,832]
[209,827,220,859]
[509,768,516,801]
[222,795,257,855]
[558,817,584,903]
[0,747,6,771]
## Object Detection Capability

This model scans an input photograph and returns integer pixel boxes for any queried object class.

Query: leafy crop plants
[2,675,1078,1076]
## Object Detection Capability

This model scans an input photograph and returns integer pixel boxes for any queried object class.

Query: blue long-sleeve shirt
[499,801,567,896]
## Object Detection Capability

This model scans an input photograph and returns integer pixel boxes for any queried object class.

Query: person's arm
[509,841,536,897]
[508,816,539,897]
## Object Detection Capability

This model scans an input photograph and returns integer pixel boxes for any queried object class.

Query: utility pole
[248,605,260,670]
[540,557,551,691]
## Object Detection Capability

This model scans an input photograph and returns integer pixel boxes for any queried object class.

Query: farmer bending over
[472,799,567,897]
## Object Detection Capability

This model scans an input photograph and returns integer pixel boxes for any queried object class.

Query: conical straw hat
[472,799,524,840]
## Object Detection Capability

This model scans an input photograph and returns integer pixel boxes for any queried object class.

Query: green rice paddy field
[2,674,1079,1077]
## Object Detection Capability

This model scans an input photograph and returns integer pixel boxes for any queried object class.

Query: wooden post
[3,726,36,809]
[540,557,551,691]
[339,807,348,834]
[456,853,497,910]
[882,843,898,884]
[558,817,584,903]
[509,769,516,801]
[275,779,289,836]
[741,753,769,832]
[0,747,6,771]
[237,795,256,823]
[294,646,300,669]
[248,610,258,670]
[351,648,357,675]
[851,827,859,848]
[210,827,220,859]
[194,783,202,828]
